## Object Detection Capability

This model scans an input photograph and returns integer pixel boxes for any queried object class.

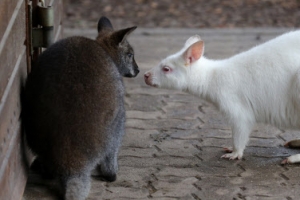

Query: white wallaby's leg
[281,139,300,164]
[221,117,254,160]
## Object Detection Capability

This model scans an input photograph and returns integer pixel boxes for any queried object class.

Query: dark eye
[127,53,133,58]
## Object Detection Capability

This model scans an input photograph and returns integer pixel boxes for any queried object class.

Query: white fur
[144,31,300,163]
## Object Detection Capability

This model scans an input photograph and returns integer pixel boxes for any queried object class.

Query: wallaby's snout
[123,60,139,77]
[133,67,140,77]
[131,61,140,77]
[144,72,151,85]
[124,67,139,78]
[144,71,157,87]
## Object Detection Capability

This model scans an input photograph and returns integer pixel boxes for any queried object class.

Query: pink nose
[144,72,152,86]
[144,72,150,80]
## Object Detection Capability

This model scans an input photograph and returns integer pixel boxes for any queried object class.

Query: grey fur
[23,16,138,200]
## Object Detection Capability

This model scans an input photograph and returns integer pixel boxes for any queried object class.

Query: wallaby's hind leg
[281,154,300,164]
[61,173,91,200]
[284,139,300,148]
[92,112,124,182]
[94,151,118,182]
[281,139,300,164]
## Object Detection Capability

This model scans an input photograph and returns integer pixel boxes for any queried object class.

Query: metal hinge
[28,0,54,54]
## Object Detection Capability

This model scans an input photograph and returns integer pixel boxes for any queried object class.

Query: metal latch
[29,0,54,51]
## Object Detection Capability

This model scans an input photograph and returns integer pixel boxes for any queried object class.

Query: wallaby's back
[25,36,123,172]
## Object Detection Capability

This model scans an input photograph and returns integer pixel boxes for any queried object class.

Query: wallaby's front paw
[92,165,117,182]
[93,172,117,182]
[221,148,243,160]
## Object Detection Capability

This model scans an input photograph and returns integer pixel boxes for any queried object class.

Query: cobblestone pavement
[23,28,300,200]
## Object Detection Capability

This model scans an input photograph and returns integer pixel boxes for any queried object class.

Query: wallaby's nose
[144,72,152,86]
[144,72,150,79]
[144,72,157,87]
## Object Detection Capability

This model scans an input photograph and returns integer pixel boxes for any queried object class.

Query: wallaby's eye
[127,53,133,58]
[162,66,172,73]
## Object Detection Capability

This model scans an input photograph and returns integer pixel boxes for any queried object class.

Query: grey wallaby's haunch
[23,16,139,200]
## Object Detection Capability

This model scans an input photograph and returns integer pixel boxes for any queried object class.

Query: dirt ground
[63,0,300,29]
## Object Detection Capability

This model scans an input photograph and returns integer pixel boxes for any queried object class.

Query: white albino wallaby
[144,32,300,164]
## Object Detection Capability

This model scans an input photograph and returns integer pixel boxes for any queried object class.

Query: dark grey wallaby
[23,16,139,200]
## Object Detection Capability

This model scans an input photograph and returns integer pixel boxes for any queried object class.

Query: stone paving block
[123,129,158,148]
[125,93,165,112]
[126,86,184,96]
[94,186,149,200]
[196,162,246,177]
[245,146,291,160]
[151,177,199,199]
[156,167,203,179]
[248,137,281,148]
[153,143,201,158]
[163,102,203,120]
[126,118,201,131]
[280,165,300,185]
[239,184,293,200]
[198,127,232,138]
[200,137,232,148]
[278,129,300,142]
[167,129,205,140]
[126,110,164,120]
[163,93,204,103]
[251,124,282,139]
[119,147,154,158]
[119,151,200,169]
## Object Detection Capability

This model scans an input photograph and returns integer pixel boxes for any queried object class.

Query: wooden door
[0,1,63,200]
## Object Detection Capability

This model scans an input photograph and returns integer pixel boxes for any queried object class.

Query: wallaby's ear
[184,35,201,47]
[111,26,137,46]
[183,40,204,66]
[98,16,113,33]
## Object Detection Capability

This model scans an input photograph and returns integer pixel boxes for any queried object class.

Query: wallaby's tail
[62,173,91,200]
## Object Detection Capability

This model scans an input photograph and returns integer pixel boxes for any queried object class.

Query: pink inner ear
[191,42,203,60]
[185,41,203,65]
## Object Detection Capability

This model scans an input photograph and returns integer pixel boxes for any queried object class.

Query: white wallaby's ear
[183,40,204,66]
[185,35,201,47]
